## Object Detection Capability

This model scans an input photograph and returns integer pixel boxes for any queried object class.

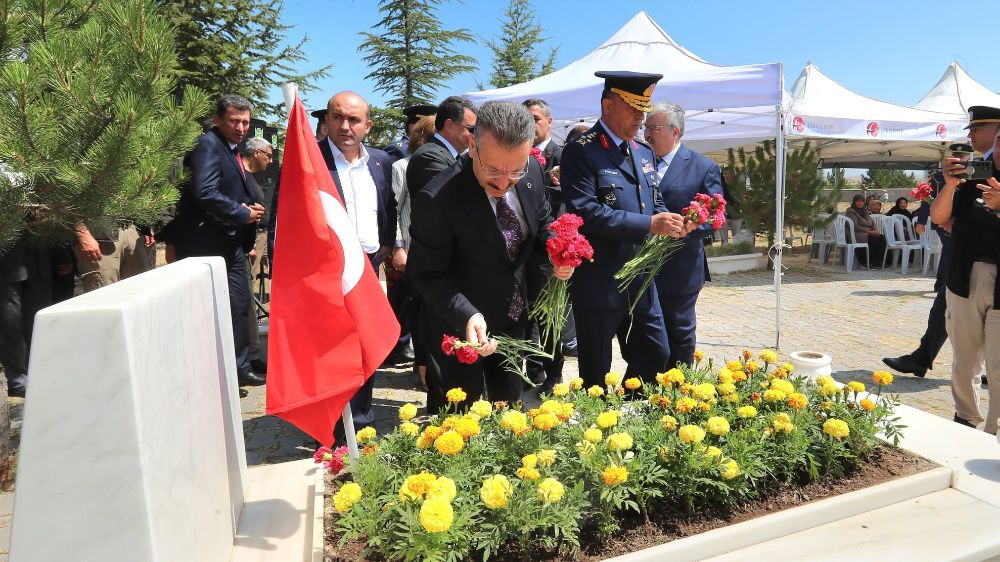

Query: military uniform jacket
[561,122,667,309]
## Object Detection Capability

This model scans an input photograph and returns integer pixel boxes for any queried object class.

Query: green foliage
[368,106,404,149]
[824,166,847,190]
[485,0,559,89]
[860,169,917,191]
[359,0,475,110]
[704,241,755,257]
[155,0,332,121]
[724,140,842,245]
[329,352,904,560]
[0,0,210,250]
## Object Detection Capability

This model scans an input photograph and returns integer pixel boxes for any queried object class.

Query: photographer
[931,124,1000,433]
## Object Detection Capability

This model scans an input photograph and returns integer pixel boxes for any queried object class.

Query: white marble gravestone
[10,257,247,561]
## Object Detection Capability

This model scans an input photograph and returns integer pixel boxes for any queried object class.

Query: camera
[965,159,994,182]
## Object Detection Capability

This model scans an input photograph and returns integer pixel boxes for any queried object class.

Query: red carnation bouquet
[910,183,934,203]
[529,213,593,352]
[441,334,550,387]
[616,193,727,314]
[313,445,348,475]
[529,147,547,169]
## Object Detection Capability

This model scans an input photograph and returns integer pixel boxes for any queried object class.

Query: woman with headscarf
[844,194,887,268]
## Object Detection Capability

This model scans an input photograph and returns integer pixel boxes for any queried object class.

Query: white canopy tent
[464,11,792,347]
[785,64,968,170]
[915,62,1000,115]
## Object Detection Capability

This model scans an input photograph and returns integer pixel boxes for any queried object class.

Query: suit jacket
[175,128,255,254]
[317,139,397,250]
[654,144,725,295]
[383,135,408,165]
[408,155,553,336]
[406,136,456,198]
[539,139,563,188]
[561,122,667,309]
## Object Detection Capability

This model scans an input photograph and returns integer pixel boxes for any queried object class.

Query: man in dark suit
[645,102,724,369]
[384,104,438,165]
[406,96,477,197]
[561,71,691,387]
[174,94,266,388]
[408,101,574,406]
[315,91,398,438]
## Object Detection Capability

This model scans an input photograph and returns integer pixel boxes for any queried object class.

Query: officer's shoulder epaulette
[575,131,597,146]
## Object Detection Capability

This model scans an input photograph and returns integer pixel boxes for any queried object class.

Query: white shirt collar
[535,137,551,152]
[434,133,459,159]
[597,120,625,149]
[660,143,682,167]
[327,137,369,165]
[984,147,995,161]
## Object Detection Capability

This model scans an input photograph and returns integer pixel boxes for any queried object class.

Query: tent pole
[774,104,787,350]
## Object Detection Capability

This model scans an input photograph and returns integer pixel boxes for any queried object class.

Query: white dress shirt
[327,138,380,254]
[654,143,682,183]
[433,133,460,159]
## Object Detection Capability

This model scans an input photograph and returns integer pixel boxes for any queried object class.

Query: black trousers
[0,277,53,392]
[912,232,953,367]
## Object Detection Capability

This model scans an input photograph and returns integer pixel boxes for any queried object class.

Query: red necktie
[234,148,247,181]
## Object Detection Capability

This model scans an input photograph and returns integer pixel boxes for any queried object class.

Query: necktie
[619,140,630,158]
[494,195,524,321]
[233,146,247,181]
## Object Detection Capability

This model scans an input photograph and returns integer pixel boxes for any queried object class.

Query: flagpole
[280,82,360,463]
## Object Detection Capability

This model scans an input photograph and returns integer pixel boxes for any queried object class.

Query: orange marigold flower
[873,370,894,385]
[860,398,876,411]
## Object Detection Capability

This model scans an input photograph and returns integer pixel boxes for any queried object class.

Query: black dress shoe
[953,414,977,428]
[882,355,927,378]
[239,388,249,398]
[238,371,266,386]
[250,358,268,373]
[8,386,25,398]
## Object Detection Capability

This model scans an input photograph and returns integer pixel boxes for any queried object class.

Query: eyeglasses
[642,125,666,132]
[256,150,273,160]
[473,147,529,181]
[453,119,475,134]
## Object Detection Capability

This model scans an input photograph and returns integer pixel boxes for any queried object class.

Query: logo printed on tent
[866,121,880,137]
[792,116,805,133]
[936,124,947,138]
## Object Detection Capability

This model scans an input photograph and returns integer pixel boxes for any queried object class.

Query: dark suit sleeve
[267,177,280,261]
[407,189,480,332]
[561,141,651,243]
[188,137,251,225]
[407,149,451,198]
[378,152,397,249]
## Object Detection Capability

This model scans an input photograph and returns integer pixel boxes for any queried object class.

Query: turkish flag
[265,93,399,446]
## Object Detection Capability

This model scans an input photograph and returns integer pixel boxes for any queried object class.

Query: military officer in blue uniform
[561,71,692,386]
[384,104,438,164]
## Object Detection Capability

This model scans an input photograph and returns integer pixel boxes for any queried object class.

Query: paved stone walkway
[237,250,979,467]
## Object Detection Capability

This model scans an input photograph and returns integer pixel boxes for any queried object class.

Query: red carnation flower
[529,147,547,169]
[456,346,480,365]
[441,334,458,356]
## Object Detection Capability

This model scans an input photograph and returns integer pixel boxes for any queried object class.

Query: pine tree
[358,0,475,109]
[0,0,211,251]
[486,0,559,89]
[860,169,917,192]
[156,0,332,120]
[825,166,847,189]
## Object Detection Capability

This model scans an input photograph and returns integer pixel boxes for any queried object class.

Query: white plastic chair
[921,228,944,275]
[891,216,923,275]
[808,214,835,264]
[784,226,805,248]
[833,215,869,272]
[874,215,903,269]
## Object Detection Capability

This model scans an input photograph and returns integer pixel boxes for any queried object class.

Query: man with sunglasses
[408,101,574,407]
[406,96,477,198]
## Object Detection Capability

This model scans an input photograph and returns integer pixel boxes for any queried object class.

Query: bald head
[325,91,372,161]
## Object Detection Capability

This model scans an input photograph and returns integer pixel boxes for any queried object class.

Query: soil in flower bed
[324,445,936,561]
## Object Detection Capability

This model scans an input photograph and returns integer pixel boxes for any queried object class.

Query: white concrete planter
[707,253,765,275]
[787,350,832,383]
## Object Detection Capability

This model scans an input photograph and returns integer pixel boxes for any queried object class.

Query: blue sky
[278,0,993,118]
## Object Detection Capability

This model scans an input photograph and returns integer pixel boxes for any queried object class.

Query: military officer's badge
[602,189,617,207]
[653,188,664,207]
[599,134,611,150]
[641,159,655,174]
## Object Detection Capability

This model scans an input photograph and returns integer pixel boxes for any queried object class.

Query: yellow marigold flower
[494,400,509,410]
[661,415,678,432]
[362,443,378,456]
[655,371,668,386]
[819,383,840,398]
[679,424,706,444]
[624,377,642,390]
[675,396,697,413]
[516,467,540,480]
[717,368,734,385]
[584,427,603,443]
[419,497,454,533]
[400,422,419,437]
[500,411,528,433]
[356,426,377,443]
[454,417,480,439]
[441,415,459,431]
[469,400,492,418]
[873,370,893,385]
[539,399,561,415]
[823,418,850,439]
[426,476,456,503]
[527,408,541,418]
[702,445,722,459]
[772,412,795,434]
[595,410,620,429]
[606,432,634,452]
[706,416,730,436]
[692,383,717,401]
[480,475,512,510]
[521,453,539,469]
[679,383,692,395]
[763,389,786,402]
[533,412,559,430]
[569,377,584,390]
[693,350,705,363]
[787,392,808,409]
[771,367,788,379]
[400,472,438,501]
[722,393,740,404]
[717,382,737,396]
[417,425,443,449]
[819,401,833,410]
[576,440,596,457]
[759,349,778,364]
[601,465,628,486]
[658,446,674,461]
[745,360,760,373]
[774,412,791,423]
[333,482,363,513]
[587,385,605,398]
[537,449,556,467]
[615,386,625,397]
[737,405,757,418]
[815,375,835,387]
[720,459,740,480]
[742,349,753,360]
[445,387,467,403]
[557,402,575,421]
[770,379,794,394]
[398,403,418,421]
[860,398,876,411]
[847,381,865,394]
[434,430,465,455]
[605,371,623,387]
[536,478,565,504]
[551,383,570,397]
[697,401,713,412]
[665,368,685,385]
[726,360,743,371]
[732,370,748,382]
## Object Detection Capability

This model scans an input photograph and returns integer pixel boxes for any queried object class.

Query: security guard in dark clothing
[561,71,691,387]
[384,104,438,164]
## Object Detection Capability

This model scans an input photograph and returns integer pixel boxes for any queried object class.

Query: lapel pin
[526,182,532,190]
